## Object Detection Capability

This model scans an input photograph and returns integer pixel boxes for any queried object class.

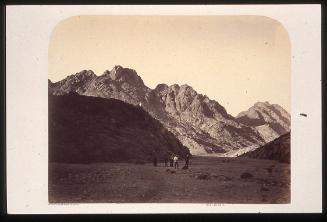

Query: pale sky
[49,15,290,116]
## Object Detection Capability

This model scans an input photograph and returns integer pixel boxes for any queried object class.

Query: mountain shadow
[49,93,190,163]
[239,132,290,163]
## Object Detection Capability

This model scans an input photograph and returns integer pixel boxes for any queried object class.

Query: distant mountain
[49,65,290,156]
[49,93,190,163]
[236,102,291,143]
[239,132,290,163]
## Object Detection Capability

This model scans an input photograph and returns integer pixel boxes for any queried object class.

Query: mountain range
[49,65,291,156]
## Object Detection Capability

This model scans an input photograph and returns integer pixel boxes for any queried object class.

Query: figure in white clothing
[173,155,179,169]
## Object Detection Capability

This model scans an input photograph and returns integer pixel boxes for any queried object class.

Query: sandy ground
[49,156,290,203]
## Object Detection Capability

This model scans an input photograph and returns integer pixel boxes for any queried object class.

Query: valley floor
[49,156,290,204]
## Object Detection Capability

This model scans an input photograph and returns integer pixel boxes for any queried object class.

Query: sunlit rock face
[49,65,290,156]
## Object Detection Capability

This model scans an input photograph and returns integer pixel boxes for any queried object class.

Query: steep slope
[147,83,265,156]
[239,132,290,163]
[49,65,290,156]
[49,93,190,163]
[236,102,290,143]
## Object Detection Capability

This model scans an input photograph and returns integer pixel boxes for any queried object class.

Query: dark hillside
[240,132,290,163]
[49,93,190,163]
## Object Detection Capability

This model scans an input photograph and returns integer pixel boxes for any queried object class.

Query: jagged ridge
[49,65,290,156]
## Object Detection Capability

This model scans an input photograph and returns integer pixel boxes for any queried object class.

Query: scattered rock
[182,165,188,170]
[212,175,232,181]
[166,169,176,174]
[219,176,230,181]
[265,168,273,174]
[197,173,210,180]
[261,195,268,202]
[260,186,269,192]
[240,172,253,179]
[270,181,278,186]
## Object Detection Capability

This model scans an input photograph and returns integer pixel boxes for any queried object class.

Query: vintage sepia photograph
[47,15,291,204]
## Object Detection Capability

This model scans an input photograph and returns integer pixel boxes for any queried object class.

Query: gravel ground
[49,156,290,203]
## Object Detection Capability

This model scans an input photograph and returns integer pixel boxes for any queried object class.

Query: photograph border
[2,0,326,219]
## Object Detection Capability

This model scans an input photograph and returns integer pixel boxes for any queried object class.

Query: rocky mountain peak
[69,70,96,81]
[77,69,96,77]
[178,84,197,97]
[154,83,169,92]
[102,65,145,87]
[169,84,180,92]
[254,101,270,108]
[236,101,291,143]
[108,65,124,79]
[180,84,192,89]
[237,101,273,119]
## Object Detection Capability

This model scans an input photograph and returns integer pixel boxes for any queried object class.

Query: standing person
[164,154,168,167]
[173,155,179,169]
[170,154,174,167]
[185,154,190,168]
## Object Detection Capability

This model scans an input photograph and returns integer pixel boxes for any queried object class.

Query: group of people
[153,153,190,169]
